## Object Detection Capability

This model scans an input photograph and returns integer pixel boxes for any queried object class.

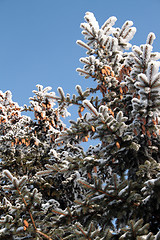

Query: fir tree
[0,12,160,240]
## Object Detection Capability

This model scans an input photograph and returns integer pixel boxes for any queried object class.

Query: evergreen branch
[56,235,64,240]
[76,40,91,51]
[75,224,89,239]
[15,186,53,240]
[36,230,53,240]
[51,209,66,216]
[78,180,114,197]
[45,94,82,106]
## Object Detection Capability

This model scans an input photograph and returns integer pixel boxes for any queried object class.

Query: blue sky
[0,0,160,120]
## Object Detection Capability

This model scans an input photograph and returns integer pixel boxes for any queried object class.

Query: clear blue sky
[0,0,160,114]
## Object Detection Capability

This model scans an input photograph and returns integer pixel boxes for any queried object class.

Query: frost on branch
[77,11,136,81]
[0,12,160,240]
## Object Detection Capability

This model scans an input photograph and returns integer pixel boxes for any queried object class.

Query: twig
[16,188,53,240]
